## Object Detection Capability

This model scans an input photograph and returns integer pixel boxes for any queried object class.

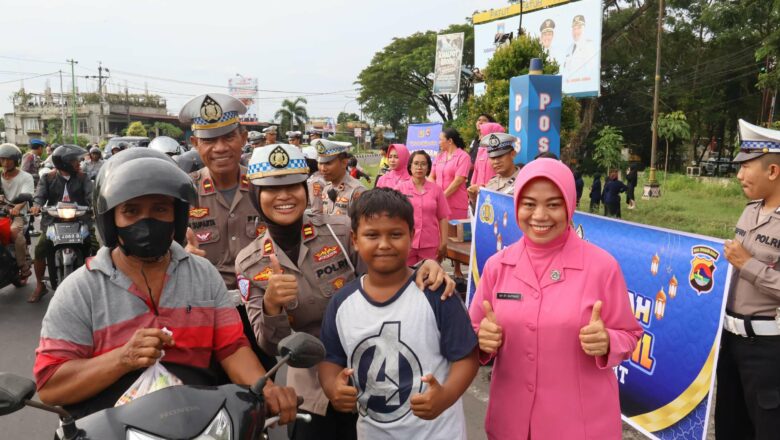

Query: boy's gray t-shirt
[1,170,35,215]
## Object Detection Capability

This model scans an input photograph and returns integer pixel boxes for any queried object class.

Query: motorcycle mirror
[0,373,36,416]
[278,333,326,369]
[10,193,33,204]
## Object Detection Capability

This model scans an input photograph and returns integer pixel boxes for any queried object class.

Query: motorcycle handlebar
[263,413,311,430]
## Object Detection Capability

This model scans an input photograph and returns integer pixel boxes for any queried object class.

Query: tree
[274,97,308,134]
[0,118,5,132]
[150,122,183,139]
[75,135,90,148]
[337,112,360,124]
[593,125,625,174]
[126,121,147,137]
[45,119,63,145]
[357,23,474,128]
[657,111,691,179]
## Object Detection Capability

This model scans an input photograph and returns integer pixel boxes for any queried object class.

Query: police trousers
[715,330,780,440]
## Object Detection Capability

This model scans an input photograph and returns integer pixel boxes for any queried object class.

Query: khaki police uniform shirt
[485,168,519,195]
[235,213,355,416]
[309,173,365,216]
[729,200,780,316]
[189,166,263,290]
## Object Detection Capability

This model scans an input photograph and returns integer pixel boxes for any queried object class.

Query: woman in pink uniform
[397,150,450,265]
[375,143,410,189]
[430,128,471,220]
[469,158,642,440]
[470,122,504,187]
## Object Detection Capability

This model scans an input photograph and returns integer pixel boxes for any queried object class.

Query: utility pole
[66,59,78,144]
[85,62,109,138]
[645,0,664,198]
[59,70,66,141]
[125,83,130,128]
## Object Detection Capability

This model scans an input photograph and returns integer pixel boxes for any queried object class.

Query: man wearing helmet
[29,144,93,302]
[81,147,104,180]
[0,143,35,283]
[149,136,181,158]
[33,150,298,422]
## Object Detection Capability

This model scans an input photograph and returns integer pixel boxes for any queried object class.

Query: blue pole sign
[509,74,562,164]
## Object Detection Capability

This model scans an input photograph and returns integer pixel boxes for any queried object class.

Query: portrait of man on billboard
[563,14,596,80]
[540,18,555,50]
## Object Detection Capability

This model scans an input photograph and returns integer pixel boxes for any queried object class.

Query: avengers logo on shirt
[351,322,423,423]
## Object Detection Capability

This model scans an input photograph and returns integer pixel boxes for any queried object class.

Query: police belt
[723,310,780,337]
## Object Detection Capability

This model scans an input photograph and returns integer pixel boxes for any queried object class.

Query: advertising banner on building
[473,0,602,97]
[509,73,562,163]
[433,32,465,95]
[405,123,442,157]
[467,189,729,440]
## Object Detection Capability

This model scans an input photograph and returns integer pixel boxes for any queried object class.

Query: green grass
[584,172,746,239]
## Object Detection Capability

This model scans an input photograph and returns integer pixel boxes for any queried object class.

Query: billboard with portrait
[473,0,602,97]
[405,123,443,158]
[433,32,465,95]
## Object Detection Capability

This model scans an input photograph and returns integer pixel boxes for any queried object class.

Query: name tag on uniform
[497,292,522,301]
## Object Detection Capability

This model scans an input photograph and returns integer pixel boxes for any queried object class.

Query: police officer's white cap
[247,143,309,186]
[481,132,519,158]
[735,119,780,163]
[178,93,246,139]
[286,131,302,139]
[313,139,351,163]
[248,131,265,144]
[263,126,278,134]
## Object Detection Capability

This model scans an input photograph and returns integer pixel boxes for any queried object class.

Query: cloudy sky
[1,0,507,123]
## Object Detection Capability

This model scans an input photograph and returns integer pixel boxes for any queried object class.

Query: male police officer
[178,93,274,368]
[286,131,303,147]
[241,131,265,166]
[540,18,555,50]
[468,133,520,205]
[715,119,780,440]
[263,126,278,145]
[308,139,364,216]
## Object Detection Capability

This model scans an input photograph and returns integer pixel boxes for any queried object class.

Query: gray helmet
[174,149,204,174]
[248,131,265,144]
[95,155,195,248]
[89,146,101,155]
[149,136,180,156]
[0,143,22,167]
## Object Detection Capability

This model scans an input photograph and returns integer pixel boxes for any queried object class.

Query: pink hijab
[479,122,505,137]
[377,144,410,189]
[512,158,576,278]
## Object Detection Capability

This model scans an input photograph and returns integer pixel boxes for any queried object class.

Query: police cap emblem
[269,145,290,169]
[316,142,326,154]
[488,134,500,147]
[200,95,223,123]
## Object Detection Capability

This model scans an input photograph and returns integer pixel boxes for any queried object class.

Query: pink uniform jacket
[397,179,451,250]
[471,122,504,186]
[468,158,642,440]
[376,144,410,189]
[432,147,471,220]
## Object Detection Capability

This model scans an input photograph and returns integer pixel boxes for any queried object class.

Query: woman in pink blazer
[469,158,642,440]
[375,143,410,189]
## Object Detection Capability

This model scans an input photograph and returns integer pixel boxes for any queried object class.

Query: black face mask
[116,218,174,259]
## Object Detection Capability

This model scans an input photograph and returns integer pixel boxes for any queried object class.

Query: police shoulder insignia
[237,275,250,302]
[302,223,315,240]
[240,174,249,188]
[269,146,290,169]
[256,225,267,237]
[200,95,223,123]
[189,207,209,218]
[202,178,215,194]
[263,239,274,255]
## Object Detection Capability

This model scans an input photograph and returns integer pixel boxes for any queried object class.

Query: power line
[0,71,59,85]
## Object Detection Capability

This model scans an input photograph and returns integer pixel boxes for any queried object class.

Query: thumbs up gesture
[184,227,207,257]
[263,255,299,316]
[579,301,610,357]
[331,368,358,412]
[478,301,503,354]
[411,374,450,420]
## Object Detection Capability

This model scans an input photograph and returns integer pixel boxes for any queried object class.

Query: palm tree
[274,97,309,133]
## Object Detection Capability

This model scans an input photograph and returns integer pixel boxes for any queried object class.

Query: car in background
[103,136,150,159]
[703,157,737,176]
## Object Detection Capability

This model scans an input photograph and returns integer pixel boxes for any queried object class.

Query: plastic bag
[115,328,182,407]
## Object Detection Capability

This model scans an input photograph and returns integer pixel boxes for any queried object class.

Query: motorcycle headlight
[126,408,232,440]
[57,208,76,219]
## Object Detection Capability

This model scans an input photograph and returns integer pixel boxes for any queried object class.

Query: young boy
[319,188,478,439]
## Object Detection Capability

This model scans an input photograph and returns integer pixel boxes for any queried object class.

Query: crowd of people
[0,91,777,440]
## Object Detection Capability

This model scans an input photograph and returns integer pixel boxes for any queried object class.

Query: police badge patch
[316,142,326,154]
[488,134,500,147]
[237,275,250,302]
[199,95,223,123]
[269,146,290,168]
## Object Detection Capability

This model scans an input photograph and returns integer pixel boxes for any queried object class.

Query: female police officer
[236,143,454,439]
[34,149,297,422]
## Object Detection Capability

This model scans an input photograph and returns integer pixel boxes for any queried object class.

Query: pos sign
[509,74,562,164]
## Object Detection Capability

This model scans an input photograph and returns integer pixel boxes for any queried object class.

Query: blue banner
[405,123,443,157]
[509,74,562,164]
[467,189,729,440]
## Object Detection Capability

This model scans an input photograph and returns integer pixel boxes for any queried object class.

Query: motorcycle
[0,332,325,440]
[0,193,33,290]
[41,202,91,290]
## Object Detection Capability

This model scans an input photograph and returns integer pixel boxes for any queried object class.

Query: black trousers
[289,403,358,440]
[715,330,780,440]
[604,201,621,218]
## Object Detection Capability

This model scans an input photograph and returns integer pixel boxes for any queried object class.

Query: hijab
[512,158,577,280]
[377,144,410,189]
[479,122,506,137]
